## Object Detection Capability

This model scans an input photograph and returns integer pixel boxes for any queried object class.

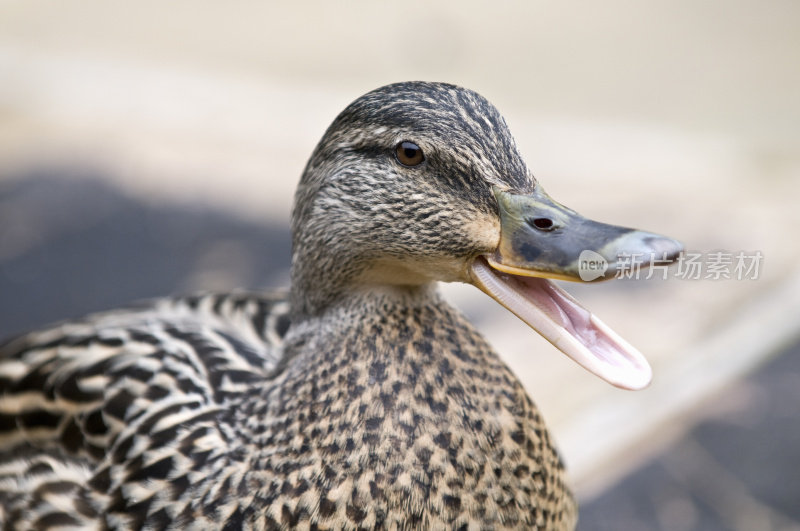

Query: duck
[0,81,682,530]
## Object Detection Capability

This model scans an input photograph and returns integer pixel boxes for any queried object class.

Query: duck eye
[395,141,425,167]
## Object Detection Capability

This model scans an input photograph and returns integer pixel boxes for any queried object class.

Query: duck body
[0,81,682,529]
[246,287,574,529]
[0,289,574,529]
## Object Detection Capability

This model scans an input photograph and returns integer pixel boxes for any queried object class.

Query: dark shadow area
[579,338,800,530]
[0,169,291,339]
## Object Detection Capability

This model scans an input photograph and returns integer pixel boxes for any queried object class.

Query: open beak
[469,186,683,390]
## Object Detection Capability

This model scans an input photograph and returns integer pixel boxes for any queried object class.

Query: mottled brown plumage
[0,82,581,529]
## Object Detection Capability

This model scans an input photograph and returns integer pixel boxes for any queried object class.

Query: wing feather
[0,291,290,527]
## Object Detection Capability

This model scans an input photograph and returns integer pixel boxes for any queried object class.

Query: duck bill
[469,186,684,390]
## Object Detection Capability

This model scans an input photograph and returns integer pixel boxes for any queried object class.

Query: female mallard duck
[0,82,681,529]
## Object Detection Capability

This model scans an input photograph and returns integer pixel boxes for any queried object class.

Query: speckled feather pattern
[0,82,577,529]
[237,289,576,529]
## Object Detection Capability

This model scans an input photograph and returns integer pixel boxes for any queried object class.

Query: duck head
[291,81,682,390]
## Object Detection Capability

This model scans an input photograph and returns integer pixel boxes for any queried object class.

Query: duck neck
[289,238,442,323]
[289,276,439,328]
[289,250,364,322]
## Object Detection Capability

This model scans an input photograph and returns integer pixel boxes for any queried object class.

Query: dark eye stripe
[395,141,425,167]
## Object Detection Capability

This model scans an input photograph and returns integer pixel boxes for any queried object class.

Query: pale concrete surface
[1,0,799,522]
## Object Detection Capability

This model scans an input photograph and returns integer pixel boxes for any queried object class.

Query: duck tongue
[470,258,652,390]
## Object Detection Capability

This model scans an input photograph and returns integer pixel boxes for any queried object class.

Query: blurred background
[1,1,799,529]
